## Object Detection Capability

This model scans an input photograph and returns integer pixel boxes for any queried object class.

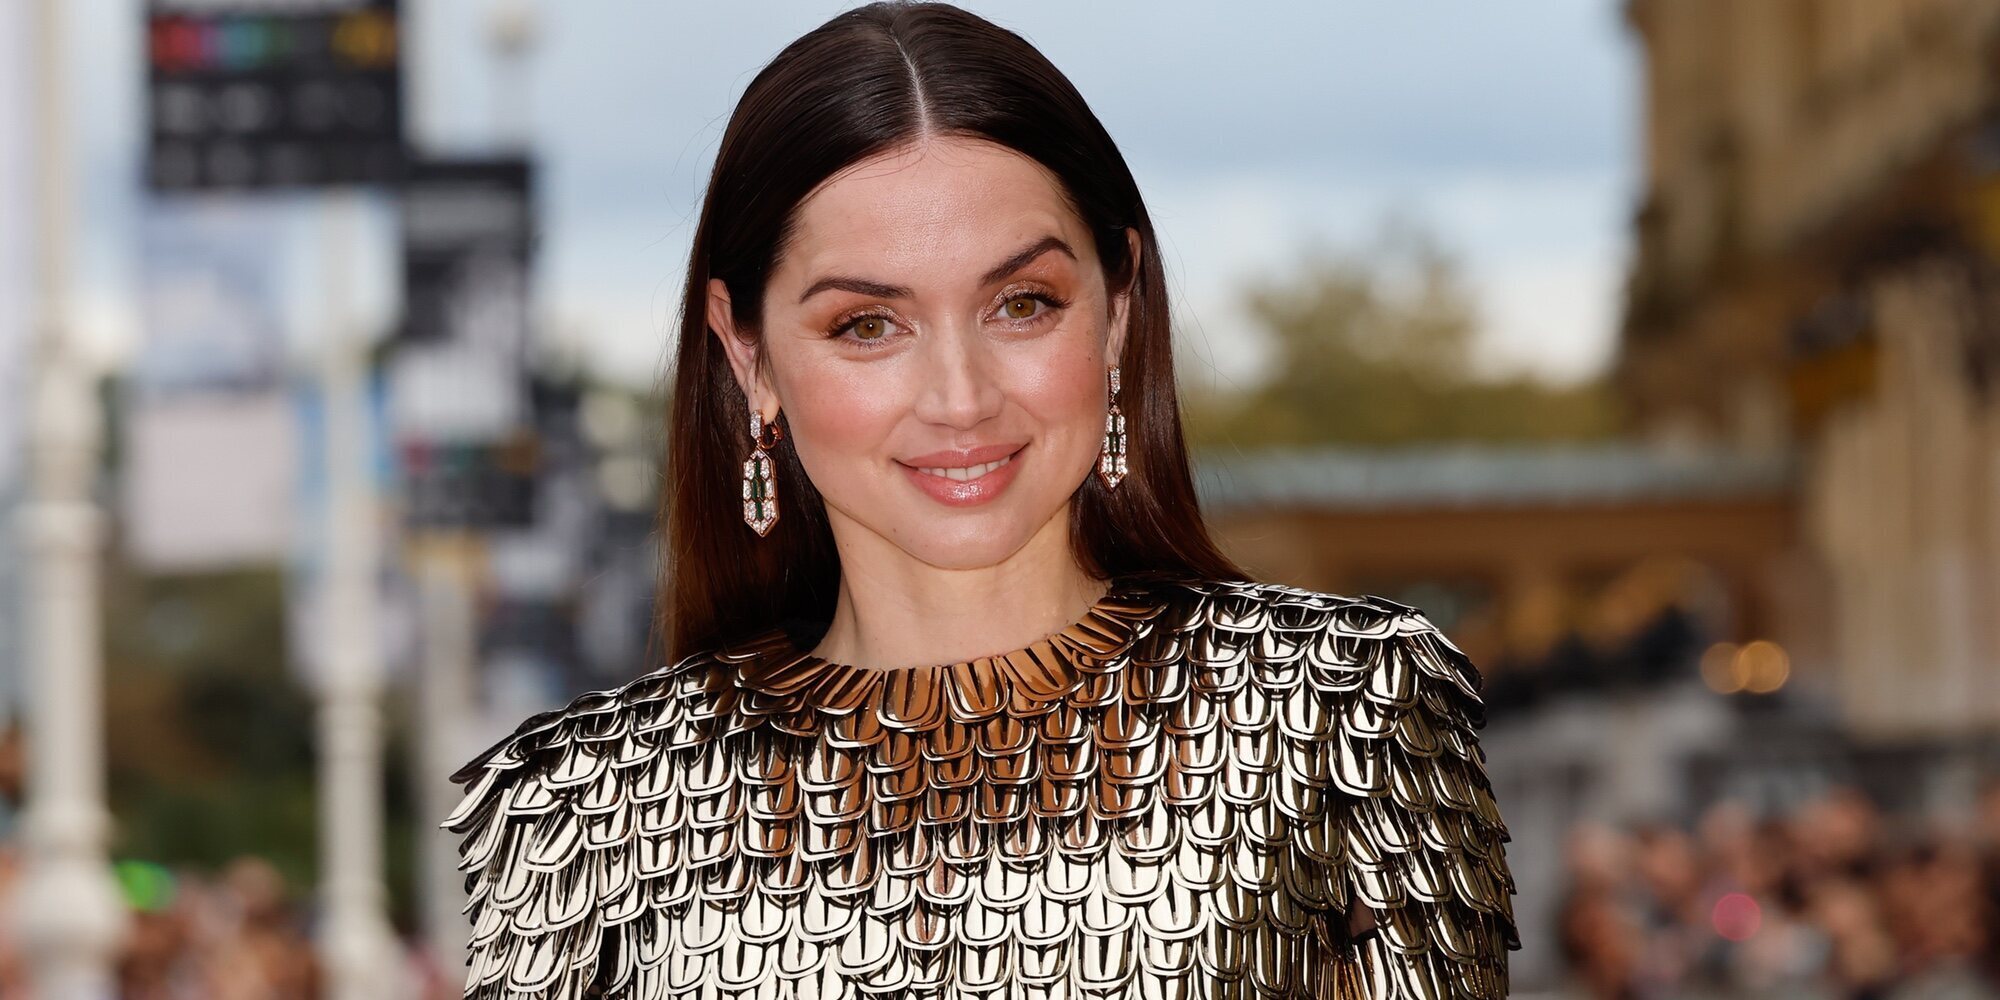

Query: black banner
[145,0,404,191]
[399,156,536,346]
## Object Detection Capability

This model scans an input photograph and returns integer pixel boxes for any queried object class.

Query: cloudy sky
[44,0,1635,405]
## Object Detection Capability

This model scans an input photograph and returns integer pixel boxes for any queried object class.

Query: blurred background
[3,0,1999,998]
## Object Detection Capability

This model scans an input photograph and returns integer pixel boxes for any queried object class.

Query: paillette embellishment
[442,575,1519,999]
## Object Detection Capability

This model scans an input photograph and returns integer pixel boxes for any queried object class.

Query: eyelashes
[825,310,899,345]
[824,288,1073,348]
[996,289,1074,322]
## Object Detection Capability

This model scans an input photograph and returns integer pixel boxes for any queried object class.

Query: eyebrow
[796,235,1077,304]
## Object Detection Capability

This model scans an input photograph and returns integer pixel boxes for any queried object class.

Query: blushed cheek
[773,358,909,487]
[1067,340,1110,412]
[1009,329,1108,462]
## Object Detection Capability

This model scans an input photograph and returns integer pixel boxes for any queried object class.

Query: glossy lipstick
[896,442,1026,507]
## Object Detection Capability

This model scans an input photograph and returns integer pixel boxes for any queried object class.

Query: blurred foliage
[1184,217,1628,448]
[103,564,315,885]
[100,556,426,930]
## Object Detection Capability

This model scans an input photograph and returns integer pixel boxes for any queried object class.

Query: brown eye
[852,316,890,340]
[1002,295,1041,319]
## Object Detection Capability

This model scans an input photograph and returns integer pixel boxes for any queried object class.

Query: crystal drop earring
[1097,364,1127,489]
[742,406,782,536]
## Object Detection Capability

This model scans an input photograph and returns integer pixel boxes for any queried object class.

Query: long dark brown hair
[656,0,1244,664]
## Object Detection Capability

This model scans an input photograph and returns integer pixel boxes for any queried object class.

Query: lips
[900,442,1024,469]
[895,442,1027,507]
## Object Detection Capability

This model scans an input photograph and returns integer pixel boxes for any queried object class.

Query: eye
[847,315,894,341]
[995,290,1069,324]
[1001,295,1042,320]
[827,310,903,347]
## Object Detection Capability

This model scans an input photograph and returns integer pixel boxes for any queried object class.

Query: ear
[707,277,776,419]
[1106,226,1141,365]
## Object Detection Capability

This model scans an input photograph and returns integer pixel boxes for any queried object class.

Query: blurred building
[1201,444,1804,672]
[1621,0,2000,738]
[1197,11,2000,985]
[1197,443,1811,989]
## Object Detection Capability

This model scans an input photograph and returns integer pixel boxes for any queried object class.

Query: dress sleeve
[437,702,615,1000]
[1292,599,1520,999]
[437,671,692,1000]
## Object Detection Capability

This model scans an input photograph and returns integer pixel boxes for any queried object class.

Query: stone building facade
[1620,0,2000,736]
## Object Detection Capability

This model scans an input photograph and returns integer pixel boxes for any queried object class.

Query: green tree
[1183,217,1624,448]
[100,559,430,931]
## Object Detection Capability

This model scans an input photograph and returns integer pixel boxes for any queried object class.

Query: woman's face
[709,135,1135,573]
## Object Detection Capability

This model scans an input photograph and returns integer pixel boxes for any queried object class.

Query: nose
[911,321,1005,430]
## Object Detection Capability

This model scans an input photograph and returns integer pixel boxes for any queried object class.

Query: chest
[557,688,1354,999]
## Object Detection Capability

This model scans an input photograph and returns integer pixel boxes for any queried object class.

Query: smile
[896,444,1027,507]
[914,454,1014,480]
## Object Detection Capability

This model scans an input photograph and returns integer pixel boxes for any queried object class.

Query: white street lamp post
[313,191,405,1000]
[11,0,130,996]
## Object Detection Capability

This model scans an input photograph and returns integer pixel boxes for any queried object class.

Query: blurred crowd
[0,845,457,1000]
[1559,781,2000,1000]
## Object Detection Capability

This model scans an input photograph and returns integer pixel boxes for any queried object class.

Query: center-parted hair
[656,0,1243,665]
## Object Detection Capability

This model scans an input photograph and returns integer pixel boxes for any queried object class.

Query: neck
[811,511,1108,671]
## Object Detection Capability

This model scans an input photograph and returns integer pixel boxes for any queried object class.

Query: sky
[39,0,1637,411]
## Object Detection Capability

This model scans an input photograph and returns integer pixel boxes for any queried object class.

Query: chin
[893,520,1042,571]
[822,471,1082,571]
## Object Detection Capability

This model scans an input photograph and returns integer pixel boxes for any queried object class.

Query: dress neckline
[710,573,1177,730]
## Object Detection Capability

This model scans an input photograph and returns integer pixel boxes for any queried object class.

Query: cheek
[773,361,903,466]
[1007,332,1108,451]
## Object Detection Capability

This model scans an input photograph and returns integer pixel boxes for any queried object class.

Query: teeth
[917,454,1014,481]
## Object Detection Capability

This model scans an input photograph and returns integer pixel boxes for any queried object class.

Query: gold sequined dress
[440,574,1520,999]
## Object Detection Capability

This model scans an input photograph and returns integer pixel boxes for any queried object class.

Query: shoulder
[1130,572,1456,629]
[1135,578,1521,994]
[441,647,723,791]
[1176,578,1519,992]
[437,648,736,996]
[1136,575,1486,698]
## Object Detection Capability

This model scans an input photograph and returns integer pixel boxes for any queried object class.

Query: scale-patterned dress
[441,574,1520,999]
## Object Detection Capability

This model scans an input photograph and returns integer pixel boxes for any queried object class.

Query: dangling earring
[742,406,782,536]
[1097,364,1126,489]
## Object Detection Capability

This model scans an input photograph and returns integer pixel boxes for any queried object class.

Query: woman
[441,3,1518,997]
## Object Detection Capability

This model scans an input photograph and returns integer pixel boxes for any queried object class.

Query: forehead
[777,136,1089,286]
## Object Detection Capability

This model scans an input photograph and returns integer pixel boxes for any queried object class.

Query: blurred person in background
[0,841,24,997]
[196,857,321,1000]
[1982,779,2000,986]
[1630,821,1705,994]
[1556,821,1644,999]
